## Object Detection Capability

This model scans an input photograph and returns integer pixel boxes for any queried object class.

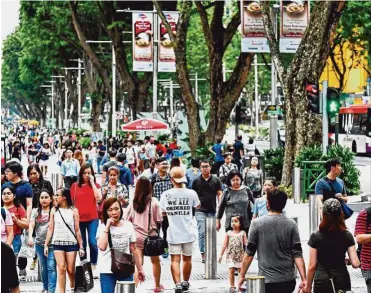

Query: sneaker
[153,285,165,293]
[181,281,190,292]
[19,270,27,282]
[229,287,236,293]
[174,283,182,293]
[201,253,205,263]
[30,259,37,270]
[162,248,169,259]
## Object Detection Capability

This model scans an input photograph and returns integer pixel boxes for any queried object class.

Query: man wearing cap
[160,167,200,293]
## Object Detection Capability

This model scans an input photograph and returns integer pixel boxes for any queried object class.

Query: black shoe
[174,283,183,293]
[181,281,190,292]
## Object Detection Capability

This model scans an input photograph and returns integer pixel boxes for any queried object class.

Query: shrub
[294,145,323,168]
[78,137,91,149]
[263,147,284,183]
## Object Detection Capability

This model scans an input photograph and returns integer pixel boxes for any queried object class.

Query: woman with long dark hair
[97,197,145,293]
[304,198,360,293]
[126,178,163,291]
[28,164,53,209]
[44,188,84,293]
[70,163,102,277]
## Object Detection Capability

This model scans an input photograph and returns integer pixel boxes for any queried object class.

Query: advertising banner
[158,12,178,72]
[241,1,270,53]
[132,12,153,72]
[279,0,309,53]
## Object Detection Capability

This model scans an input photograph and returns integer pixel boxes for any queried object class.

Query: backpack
[1,207,6,222]
[118,165,132,187]
[357,207,371,262]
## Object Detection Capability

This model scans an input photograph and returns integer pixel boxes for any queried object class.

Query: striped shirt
[355,209,371,270]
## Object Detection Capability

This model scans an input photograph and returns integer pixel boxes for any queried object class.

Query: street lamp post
[41,82,56,129]
[51,75,65,129]
[254,55,259,139]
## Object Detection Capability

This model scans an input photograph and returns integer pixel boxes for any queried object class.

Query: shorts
[39,159,49,167]
[168,242,193,256]
[12,234,22,255]
[53,244,79,252]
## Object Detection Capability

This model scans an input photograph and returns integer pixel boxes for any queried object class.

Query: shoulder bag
[143,199,166,256]
[108,227,135,278]
[324,177,353,220]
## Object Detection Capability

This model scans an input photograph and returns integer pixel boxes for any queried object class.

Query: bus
[329,104,371,154]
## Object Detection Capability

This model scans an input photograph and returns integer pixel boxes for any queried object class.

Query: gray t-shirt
[246,214,303,283]
[30,208,50,246]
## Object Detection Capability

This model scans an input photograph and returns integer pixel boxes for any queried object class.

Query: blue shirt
[315,177,346,202]
[252,197,268,217]
[185,168,201,189]
[1,180,33,210]
[61,158,80,177]
[212,143,224,162]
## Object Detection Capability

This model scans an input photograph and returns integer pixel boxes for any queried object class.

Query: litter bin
[245,275,265,293]
[115,281,135,293]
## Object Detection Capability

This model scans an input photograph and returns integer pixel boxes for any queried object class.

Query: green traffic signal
[327,99,340,114]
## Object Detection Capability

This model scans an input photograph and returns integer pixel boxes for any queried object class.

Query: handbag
[75,260,94,292]
[324,177,354,220]
[18,231,35,258]
[143,199,166,256]
[108,230,135,278]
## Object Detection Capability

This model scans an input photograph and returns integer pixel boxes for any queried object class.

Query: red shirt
[7,205,26,235]
[355,209,371,270]
[71,182,101,222]
[169,142,177,150]
[156,144,167,155]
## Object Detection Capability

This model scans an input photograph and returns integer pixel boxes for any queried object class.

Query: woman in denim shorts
[45,188,84,293]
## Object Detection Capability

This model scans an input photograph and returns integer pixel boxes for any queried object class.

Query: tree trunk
[262,1,346,185]
[91,97,102,131]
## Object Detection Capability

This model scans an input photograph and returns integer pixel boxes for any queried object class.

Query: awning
[121,118,169,131]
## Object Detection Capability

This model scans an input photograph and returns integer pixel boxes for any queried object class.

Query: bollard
[245,275,265,293]
[309,194,320,236]
[269,115,278,149]
[293,167,301,204]
[205,216,217,279]
[115,281,135,293]
[51,173,60,193]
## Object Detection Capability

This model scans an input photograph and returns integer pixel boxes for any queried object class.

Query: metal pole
[269,115,278,149]
[152,6,158,118]
[115,281,135,293]
[293,167,301,204]
[64,70,68,128]
[195,71,199,103]
[309,194,320,237]
[322,80,328,155]
[335,113,339,145]
[245,276,265,293]
[254,55,259,139]
[205,217,217,279]
[271,8,277,106]
[51,83,55,129]
[169,79,174,131]
[222,62,226,82]
[112,45,117,138]
[235,102,239,139]
[78,58,82,129]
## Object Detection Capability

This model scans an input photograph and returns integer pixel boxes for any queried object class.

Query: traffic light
[327,87,340,116]
[306,84,320,113]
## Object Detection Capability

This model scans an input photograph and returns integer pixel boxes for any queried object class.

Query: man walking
[192,159,222,263]
[355,207,371,292]
[96,140,106,173]
[60,148,80,188]
[238,190,307,293]
[101,149,118,183]
[160,167,200,293]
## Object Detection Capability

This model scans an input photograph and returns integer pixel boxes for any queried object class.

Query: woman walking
[304,198,360,293]
[70,163,102,276]
[216,170,254,236]
[28,164,53,209]
[242,156,263,199]
[126,178,163,291]
[97,197,145,293]
[28,190,56,293]
[37,143,52,176]
[44,188,84,293]
[101,166,129,208]
[252,178,277,219]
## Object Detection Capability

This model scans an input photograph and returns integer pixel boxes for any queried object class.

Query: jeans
[195,211,216,253]
[362,269,371,293]
[35,244,57,293]
[162,216,169,248]
[12,234,28,270]
[97,156,104,173]
[265,280,296,293]
[100,273,133,293]
[79,219,99,265]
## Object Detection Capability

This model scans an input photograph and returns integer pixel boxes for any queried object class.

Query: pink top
[126,197,163,249]
[1,208,14,242]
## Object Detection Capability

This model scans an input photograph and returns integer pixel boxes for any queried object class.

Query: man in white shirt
[160,167,200,293]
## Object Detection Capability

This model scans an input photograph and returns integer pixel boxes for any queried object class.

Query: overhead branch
[210,1,225,41]
[195,1,213,52]
[223,9,241,51]
[153,1,177,45]
[261,1,287,83]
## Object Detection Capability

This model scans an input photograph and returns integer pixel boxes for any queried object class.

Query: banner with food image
[158,12,178,72]
[132,12,153,72]
[279,0,309,53]
[241,0,269,53]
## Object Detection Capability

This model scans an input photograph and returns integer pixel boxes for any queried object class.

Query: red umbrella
[121,118,169,131]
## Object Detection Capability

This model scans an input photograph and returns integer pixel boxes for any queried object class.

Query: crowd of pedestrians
[1,125,370,293]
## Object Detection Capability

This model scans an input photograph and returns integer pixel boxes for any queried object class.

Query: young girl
[252,178,278,219]
[218,215,247,293]
[28,190,56,293]
[44,188,84,293]
[2,186,29,280]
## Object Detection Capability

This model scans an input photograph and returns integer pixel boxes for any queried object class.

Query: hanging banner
[279,0,309,53]
[158,12,178,72]
[241,1,270,53]
[132,12,153,72]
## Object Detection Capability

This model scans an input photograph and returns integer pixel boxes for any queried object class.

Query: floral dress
[226,230,246,268]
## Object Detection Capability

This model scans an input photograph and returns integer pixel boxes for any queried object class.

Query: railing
[301,161,326,201]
